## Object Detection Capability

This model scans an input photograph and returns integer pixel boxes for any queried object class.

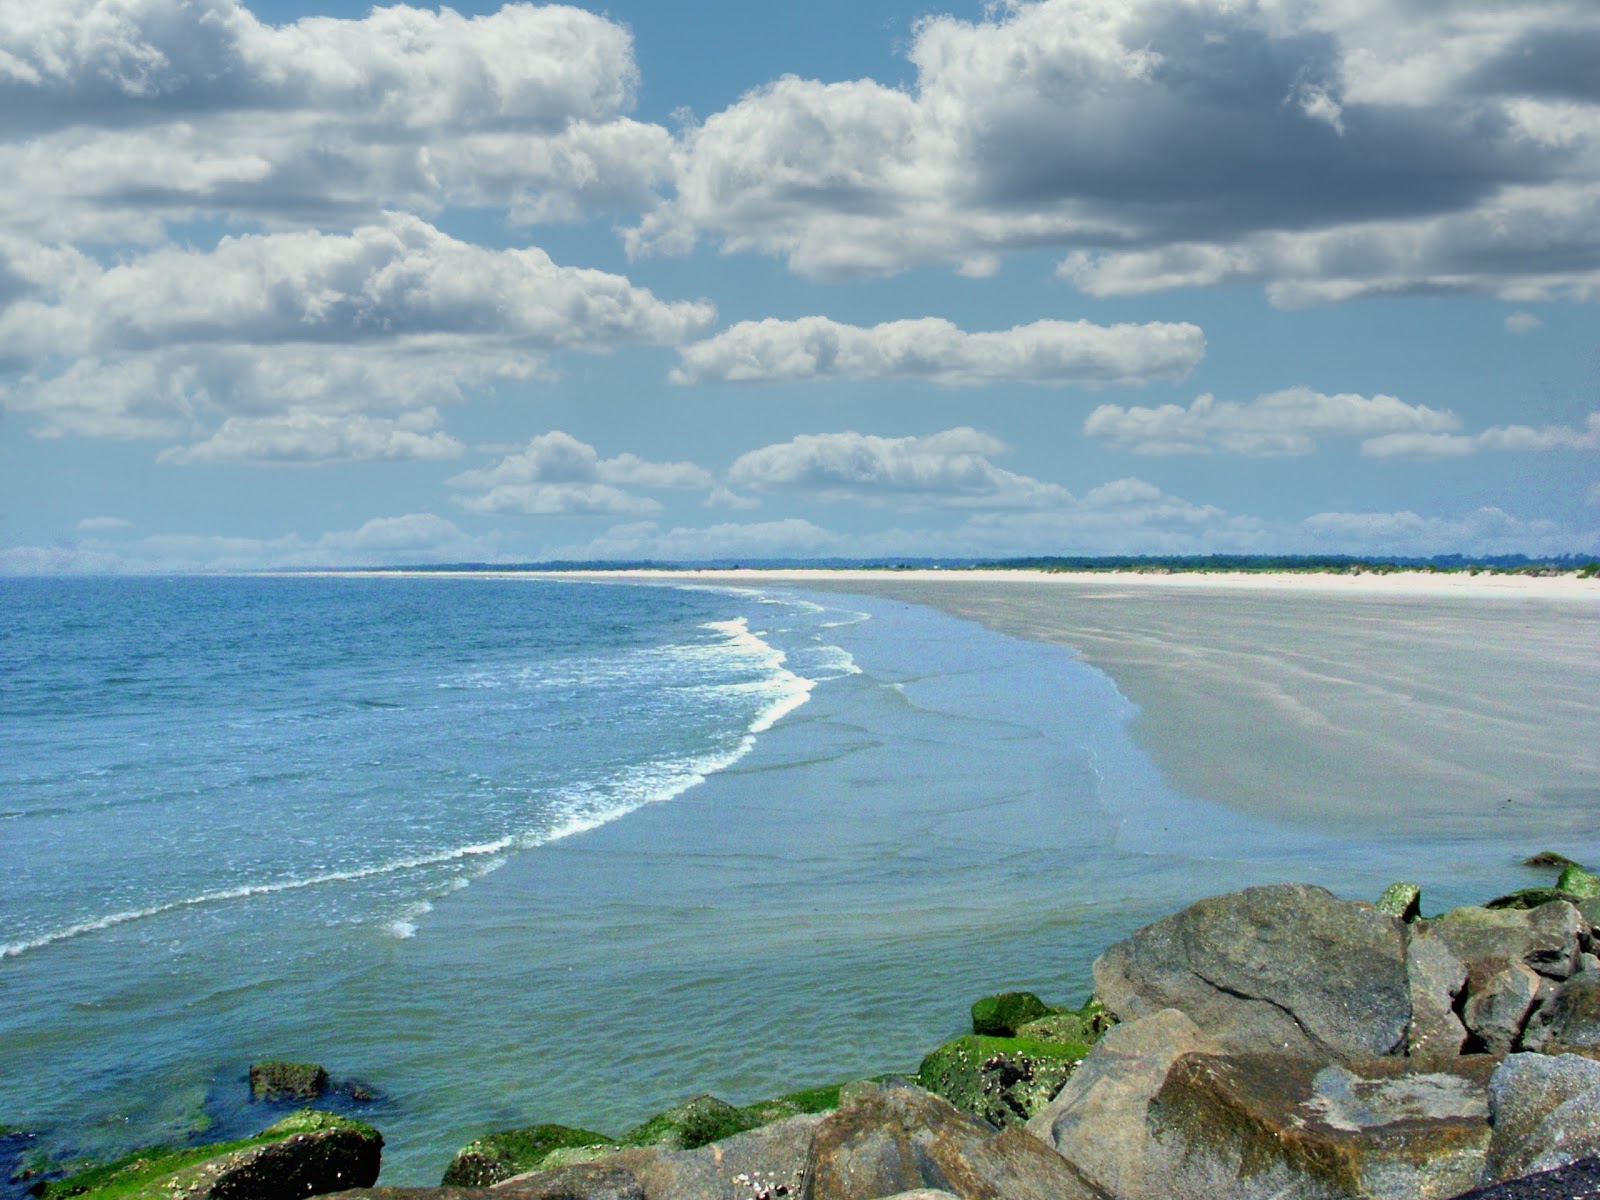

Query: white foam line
[1,838,514,960]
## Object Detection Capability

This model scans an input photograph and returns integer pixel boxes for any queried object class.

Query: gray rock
[1408,933,1470,1062]
[1025,1009,1220,1200]
[1445,1157,1600,1199]
[1462,964,1543,1056]
[496,1116,822,1200]
[1092,883,1411,1060]
[1142,1052,1497,1200]
[800,1083,1104,1200]
[1522,971,1600,1051]
[1487,1054,1600,1183]
[1420,904,1583,982]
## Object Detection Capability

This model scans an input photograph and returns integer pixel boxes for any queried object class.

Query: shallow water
[0,577,1584,1184]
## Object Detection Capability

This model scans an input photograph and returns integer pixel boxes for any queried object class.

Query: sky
[2,0,1599,570]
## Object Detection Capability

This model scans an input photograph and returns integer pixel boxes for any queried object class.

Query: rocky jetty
[23,870,1600,1200]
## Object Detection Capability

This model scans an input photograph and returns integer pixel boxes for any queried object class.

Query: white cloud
[1,217,713,454]
[0,513,502,573]
[630,0,1600,301]
[76,515,132,531]
[0,0,671,240]
[726,428,1071,509]
[1085,387,1460,456]
[447,431,713,516]
[157,408,464,466]
[547,518,839,562]
[1506,312,1542,334]
[1299,507,1591,557]
[1361,412,1600,458]
[670,316,1204,386]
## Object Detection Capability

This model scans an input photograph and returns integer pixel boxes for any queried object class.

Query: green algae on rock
[249,1062,330,1102]
[916,1035,1089,1128]
[36,1110,380,1200]
[618,1095,756,1151]
[969,992,1057,1038]
[1376,881,1423,921]
[439,1124,614,1187]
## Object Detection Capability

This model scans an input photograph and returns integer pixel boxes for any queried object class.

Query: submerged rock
[1521,853,1582,870]
[250,1062,331,1103]
[1092,883,1411,1061]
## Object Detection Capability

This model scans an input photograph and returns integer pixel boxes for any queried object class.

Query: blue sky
[2,0,1598,569]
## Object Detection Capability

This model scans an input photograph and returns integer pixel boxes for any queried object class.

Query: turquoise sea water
[0,576,1575,1184]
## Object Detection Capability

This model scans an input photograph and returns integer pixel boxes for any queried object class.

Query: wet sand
[546,570,1600,843]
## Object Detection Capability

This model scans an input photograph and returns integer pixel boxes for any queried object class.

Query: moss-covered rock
[1484,888,1580,911]
[249,1062,328,1102]
[1376,882,1423,921]
[1557,867,1600,899]
[1014,999,1114,1047]
[734,1082,844,1127]
[440,1123,612,1187]
[969,991,1055,1037]
[916,1035,1088,1128]
[619,1095,757,1151]
[37,1110,380,1200]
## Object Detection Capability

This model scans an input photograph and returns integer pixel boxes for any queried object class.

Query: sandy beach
[531,569,1600,843]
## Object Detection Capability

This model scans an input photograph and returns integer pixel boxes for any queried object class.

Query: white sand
[525,569,1600,842]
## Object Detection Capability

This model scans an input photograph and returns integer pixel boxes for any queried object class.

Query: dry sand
[539,569,1600,843]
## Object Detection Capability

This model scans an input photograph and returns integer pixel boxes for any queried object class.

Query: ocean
[0,575,1558,1184]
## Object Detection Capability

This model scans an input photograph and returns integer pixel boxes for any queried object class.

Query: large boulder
[1406,935,1471,1063]
[915,1035,1084,1128]
[1413,904,1584,984]
[1092,884,1411,1060]
[1142,1052,1498,1200]
[1025,1009,1220,1200]
[39,1111,382,1200]
[1485,1054,1600,1184]
[1521,971,1600,1052]
[799,1083,1103,1200]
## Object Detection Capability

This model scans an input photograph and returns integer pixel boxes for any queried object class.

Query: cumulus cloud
[1,217,713,453]
[726,428,1071,509]
[447,431,713,516]
[630,0,1600,301]
[1361,412,1600,458]
[1299,507,1590,557]
[1506,312,1542,334]
[670,316,1204,386]
[157,408,464,465]
[1085,388,1460,456]
[0,0,672,241]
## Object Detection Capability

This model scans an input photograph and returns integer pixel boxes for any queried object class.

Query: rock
[800,1083,1103,1200]
[1379,883,1423,922]
[1486,1054,1600,1183]
[1462,963,1544,1056]
[1557,868,1600,899]
[1407,933,1470,1062]
[1143,1052,1497,1200]
[250,1062,330,1102]
[1522,971,1600,1051]
[620,1095,757,1151]
[969,993,1053,1038]
[1025,1009,1220,1200]
[1416,903,1583,982]
[1484,890,1578,913]
[1523,853,1582,870]
[1446,1157,1600,1199]
[442,1125,614,1187]
[489,1115,823,1200]
[1092,883,1411,1060]
[915,1035,1083,1129]
[40,1111,382,1200]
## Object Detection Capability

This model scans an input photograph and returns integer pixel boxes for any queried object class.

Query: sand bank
[531,569,1600,842]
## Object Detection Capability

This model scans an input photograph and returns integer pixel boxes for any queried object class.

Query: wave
[4,603,836,961]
